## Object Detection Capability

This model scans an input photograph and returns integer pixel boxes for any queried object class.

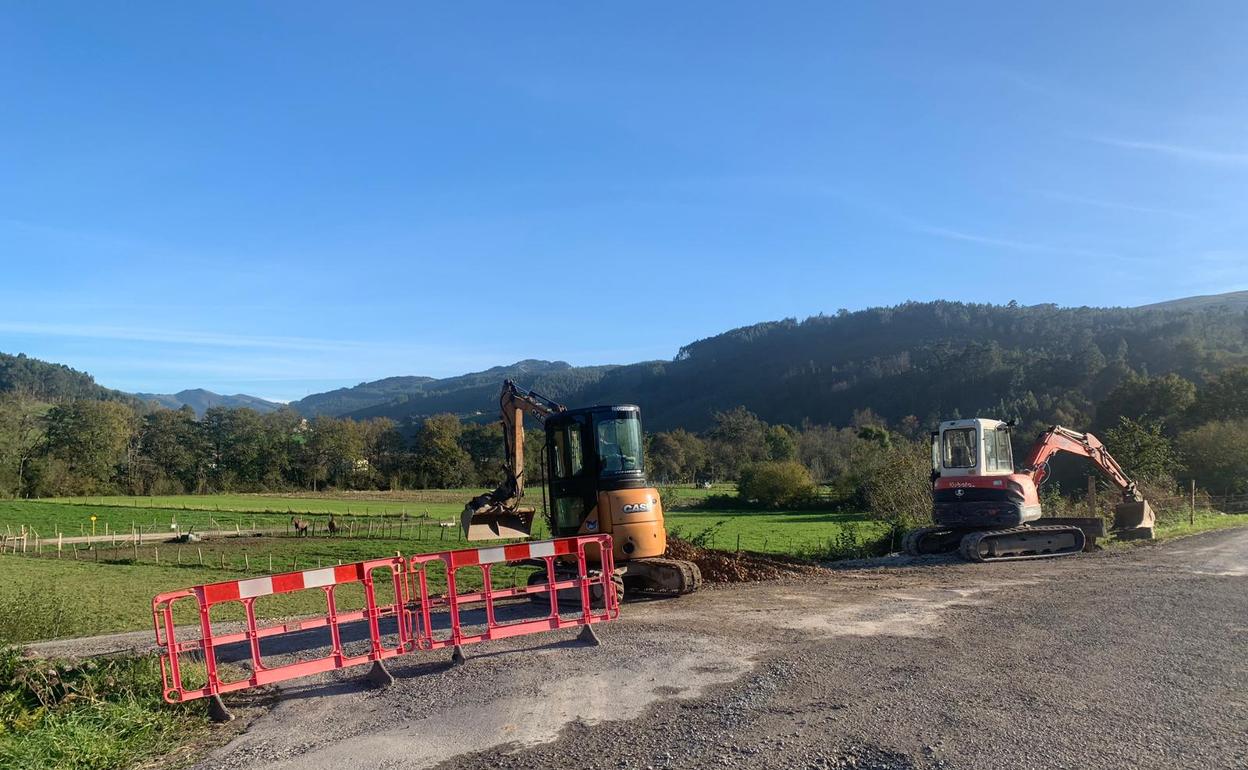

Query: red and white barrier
[152,535,618,717]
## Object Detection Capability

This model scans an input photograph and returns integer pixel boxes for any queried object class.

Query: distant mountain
[134,389,283,416]
[562,299,1248,431]
[1140,290,1248,312]
[288,375,438,417]
[291,360,619,422]
[10,291,1248,436]
[277,295,1248,432]
[0,352,141,406]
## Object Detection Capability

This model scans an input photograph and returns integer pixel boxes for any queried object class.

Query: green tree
[1189,366,1248,424]
[1103,416,1182,483]
[764,424,798,461]
[303,416,365,490]
[1178,420,1248,495]
[737,460,816,507]
[1096,373,1196,432]
[412,414,473,488]
[647,431,687,483]
[203,407,268,489]
[136,406,205,494]
[0,394,49,497]
[707,406,767,480]
[42,400,137,494]
[859,438,933,535]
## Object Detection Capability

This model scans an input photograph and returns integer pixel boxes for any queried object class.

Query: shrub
[859,439,933,534]
[737,461,816,507]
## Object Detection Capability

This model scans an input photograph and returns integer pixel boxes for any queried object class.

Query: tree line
[0,398,545,498]
[0,362,1245,504]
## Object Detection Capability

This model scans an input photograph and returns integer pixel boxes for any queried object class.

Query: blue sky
[2,2,1246,401]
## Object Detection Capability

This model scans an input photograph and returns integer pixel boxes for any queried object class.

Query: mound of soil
[663,534,826,583]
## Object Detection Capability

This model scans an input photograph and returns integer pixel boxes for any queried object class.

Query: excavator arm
[1022,426,1143,503]
[461,380,566,540]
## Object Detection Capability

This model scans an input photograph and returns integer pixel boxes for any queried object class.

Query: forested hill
[302,360,619,421]
[5,297,1247,437]
[568,300,1248,432]
[0,352,139,405]
[133,389,283,416]
[281,299,1248,435]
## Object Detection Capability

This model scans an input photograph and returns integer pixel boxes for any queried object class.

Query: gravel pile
[664,534,827,583]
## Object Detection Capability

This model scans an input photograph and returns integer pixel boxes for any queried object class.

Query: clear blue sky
[2,2,1246,401]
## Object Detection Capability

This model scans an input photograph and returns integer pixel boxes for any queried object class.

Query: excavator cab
[460,381,701,596]
[931,418,1016,479]
[544,405,649,538]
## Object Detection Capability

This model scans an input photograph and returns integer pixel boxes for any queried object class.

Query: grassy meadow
[4,489,1242,644]
[0,487,882,643]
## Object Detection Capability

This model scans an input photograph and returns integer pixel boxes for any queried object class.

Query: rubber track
[902,527,960,556]
[959,525,1086,562]
[633,557,703,595]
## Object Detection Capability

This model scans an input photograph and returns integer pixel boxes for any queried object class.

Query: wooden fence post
[1190,479,1196,525]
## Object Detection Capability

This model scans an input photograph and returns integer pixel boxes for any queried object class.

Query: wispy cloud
[0,321,383,353]
[915,226,1118,261]
[1095,138,1248,166]
[1037,191,1197,220]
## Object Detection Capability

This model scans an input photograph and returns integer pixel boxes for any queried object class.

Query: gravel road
[189,527,1248,770]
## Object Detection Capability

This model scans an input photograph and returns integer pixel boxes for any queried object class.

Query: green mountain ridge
[4,291,1247,435]
[133,389,284,416]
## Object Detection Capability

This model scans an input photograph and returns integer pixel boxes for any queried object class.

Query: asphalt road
[192,527,1248,770]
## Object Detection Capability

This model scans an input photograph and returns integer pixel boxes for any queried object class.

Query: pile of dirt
[663,534,827,583]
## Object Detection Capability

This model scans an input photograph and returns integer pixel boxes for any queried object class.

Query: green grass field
[11,492,1240,644]
[0,491,881,642]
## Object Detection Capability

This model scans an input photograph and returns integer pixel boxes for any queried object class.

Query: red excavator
[904,418,1155,562]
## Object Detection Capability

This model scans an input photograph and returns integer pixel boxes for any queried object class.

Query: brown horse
[291,516,310,537]
[327,514,339,536]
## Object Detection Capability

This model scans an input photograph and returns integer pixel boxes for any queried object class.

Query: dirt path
[182,528,1247,770]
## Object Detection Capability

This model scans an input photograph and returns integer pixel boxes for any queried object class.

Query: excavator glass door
[595,412,644,476]
[942,427,978,469]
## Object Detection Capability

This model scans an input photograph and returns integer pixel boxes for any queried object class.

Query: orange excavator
[461,380,701,597]
[904,418,1155,562]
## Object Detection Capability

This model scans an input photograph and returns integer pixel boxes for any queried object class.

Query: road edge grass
[0,645,217,770]
[1105,509,1248,551]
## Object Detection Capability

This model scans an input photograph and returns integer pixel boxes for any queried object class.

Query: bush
[1179,420,1248,495]
[859,439,933,534]
[737,461,816,507]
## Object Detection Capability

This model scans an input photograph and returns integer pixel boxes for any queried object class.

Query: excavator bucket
[460,504,537,541]
[1112,500,1155,540]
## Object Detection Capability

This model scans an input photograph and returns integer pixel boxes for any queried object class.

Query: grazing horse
[291,516,310,537]
[327,514,339,536]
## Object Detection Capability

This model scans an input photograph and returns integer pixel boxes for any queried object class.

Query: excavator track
[624,557,703,596]
[959,525,1086,563]
[902,527,963,556]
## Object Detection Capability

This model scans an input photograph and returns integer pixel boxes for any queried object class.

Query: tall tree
[412,414,473,488]
[707,406,767,479]
[42,400,137,494]
[1189,366,1248,424]
[0,393,49,497]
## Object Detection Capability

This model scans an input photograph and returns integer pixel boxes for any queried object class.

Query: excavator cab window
[990,427,1014,472]
[595,412,643,476]
[943,427,977,469]
[550,422,586,479]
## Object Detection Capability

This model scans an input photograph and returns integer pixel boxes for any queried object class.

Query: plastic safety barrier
[152,535,618,718]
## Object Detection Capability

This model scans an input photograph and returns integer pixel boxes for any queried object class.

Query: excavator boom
[1021,425,1152,533]
[461,380,565,541]
[1023,426,1140,500]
